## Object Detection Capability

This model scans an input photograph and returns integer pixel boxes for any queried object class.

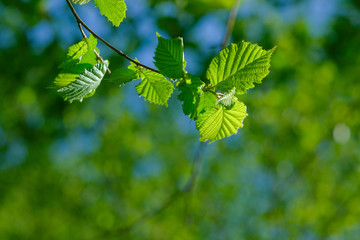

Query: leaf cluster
[55,0,275,142]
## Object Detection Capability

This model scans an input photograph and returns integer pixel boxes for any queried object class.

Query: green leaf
[128,59,140,72]
[54,63,97,87]
[107,68,138,86]
[57,61,109,103]
[136,69,174,106]
[206,41,276,95]
[58,35,98,71]
[55,35,98,88]
[197,91,217,115]
[154,33,186,79]
[216,87,236,108]
[94,0,127,27]
[106,60,141,86]
[63,40,88,63]
[58,41,87,70]
[196,100,247,143]
[54,65,88,87]
[54,73,81,88]
[177,75,203,119]
[72,0,91,5]
[79,35,98,65]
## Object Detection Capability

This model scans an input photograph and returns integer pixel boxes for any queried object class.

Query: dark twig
[221,0,242,49]
[77,22,87,38]
[65,0,160,73]
[77,22,112,74]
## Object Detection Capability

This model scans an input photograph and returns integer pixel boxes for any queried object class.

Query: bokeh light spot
[333,123,351,144]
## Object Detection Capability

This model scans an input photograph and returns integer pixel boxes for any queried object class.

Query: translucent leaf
[58,41,87,70]
[79,35,98,65]
[177,75,203,119]
[107,68,138,86]
[57,61,109,103]
[55,35,98,88]
[128,59,140,72]
[154,33,186,79]
[72,0,91,5]
[54,73,81,88]
[58,35,98,71]
[63,41,87,64]
[136,69,174,106]
[216,87,236,107]
[197,91,217,115]
[94,0,127,27]
[206,41,276,95]
[196,100,247,143]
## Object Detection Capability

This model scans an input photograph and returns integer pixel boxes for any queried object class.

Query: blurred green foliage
[1,0,360,239]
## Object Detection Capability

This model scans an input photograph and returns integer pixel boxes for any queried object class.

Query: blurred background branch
[115,142,207,235]
[222,0,242,49]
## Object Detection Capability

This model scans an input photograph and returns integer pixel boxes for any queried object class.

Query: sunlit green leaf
[58,35,98,71]
[79,35,98,65]
[207,41,275,95]
[57,61,109,103]
[197,91,217,115]
[196,100,247,142]
[94,0,127,27]
[55,35,98,88]
[136,69,174,106]
[107,68,138,86]
[177,75,203,119]
[154,33,186,79]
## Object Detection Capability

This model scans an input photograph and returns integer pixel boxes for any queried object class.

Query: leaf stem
[65,0,160,74]
[77,22,87,39]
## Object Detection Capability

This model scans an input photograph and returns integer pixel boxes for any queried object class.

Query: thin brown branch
[77,22,111,73]
[77,22,86,38]
[65,0,160,73]
[221,0,242,49]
